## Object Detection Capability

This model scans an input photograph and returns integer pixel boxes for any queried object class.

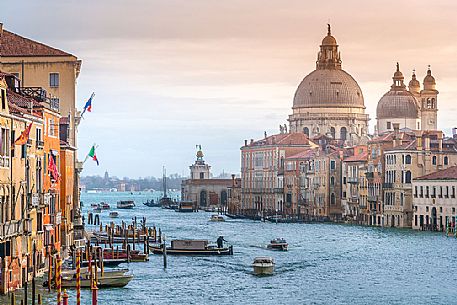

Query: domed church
[376,63,438,134]
[288,25,369,145]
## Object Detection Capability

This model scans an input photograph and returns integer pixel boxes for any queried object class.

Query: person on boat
[217,236,226,248]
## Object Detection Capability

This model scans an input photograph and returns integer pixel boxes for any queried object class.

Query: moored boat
[176,201,195,212]
[209,214,225,222]
[267,238,288,251]
[109,211,119,218]
[117,200,135,209]
[61,274,133,288]
[100,202,110,209]
[143,199,161,207]
[252,257,275,275]
[150,239,233,256]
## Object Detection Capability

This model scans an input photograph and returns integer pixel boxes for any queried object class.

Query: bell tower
[420,66,438,130]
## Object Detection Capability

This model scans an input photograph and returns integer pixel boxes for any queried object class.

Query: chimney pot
[244,139,247,146]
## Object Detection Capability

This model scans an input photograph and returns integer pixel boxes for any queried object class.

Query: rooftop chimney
[250,139,254,145]
[244,139,247,146]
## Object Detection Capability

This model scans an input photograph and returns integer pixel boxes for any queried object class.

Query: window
[340,127,347,141]
[49,73,59,87]
[432,156,437,165]
[330,127,335,139]
[330,193,336,205]
[0,89,5,109]
[405,171,412,184]
[303,127,309,136]
[199,172,204,179]
[330,176,335,186]
[387,122,391,129]
[444,156,449,165]
[405,155,411,164]
[330,160,336,170]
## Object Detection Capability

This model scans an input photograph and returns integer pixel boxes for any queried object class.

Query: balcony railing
[368,195,378,202]
[273,188,283,193]
[36,140,44,149]
[19,87,47,102]
[1,220,23,238]
[0,156,10,168]
[383,183,394,189]
[347,177,359,184]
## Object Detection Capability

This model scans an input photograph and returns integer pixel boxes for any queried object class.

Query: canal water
[4,191,457,304]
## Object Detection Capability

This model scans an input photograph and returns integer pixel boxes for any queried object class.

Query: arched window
[340,127,347,141]
[432,156,437,165]
[330,193,336,205]
[444,156,449,165]
[330,127,335,139]
[303,127,309,136]
[405,155,411,164]
[405,171,412,184]
[330,176,335,186]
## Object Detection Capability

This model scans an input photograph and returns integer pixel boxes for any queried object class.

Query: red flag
[48,154,60,181]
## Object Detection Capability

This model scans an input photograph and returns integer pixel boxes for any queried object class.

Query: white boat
[117,200,135,209]
[209,214,225,222]
[252,257,275,275]
[61,274,133,288]
[109,211,119,218]
[267,238,288,251]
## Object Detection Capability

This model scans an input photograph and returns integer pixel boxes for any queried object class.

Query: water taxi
[150,239,233,256]
[209,214,225,222]
[117,200,135,209]
[252,257,275,275]
[267,238,288,251]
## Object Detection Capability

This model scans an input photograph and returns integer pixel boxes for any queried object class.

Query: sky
[2,0,457,178]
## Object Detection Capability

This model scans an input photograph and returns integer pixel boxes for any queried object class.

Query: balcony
[383,183,394,189]
[1,220,23,239]
[19,87,47,102]
[368,195,378,202]
[273,188,283,193]
[0,156,10,168]
[347,177,359,184]
[36,140,44,149]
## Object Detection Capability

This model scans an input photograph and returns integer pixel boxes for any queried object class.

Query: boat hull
[61,274,133,288]
[253,265,274,275]
[267,244,288,251]
[150,245,233,256]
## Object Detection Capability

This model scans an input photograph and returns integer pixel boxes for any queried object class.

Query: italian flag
[86,145,99,165]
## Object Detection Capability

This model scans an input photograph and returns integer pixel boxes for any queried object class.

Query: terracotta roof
[344,151,368,162]
[415,166,457,181]
[287,149,317,160]
[6,90,42,109]
[0,29,73,57]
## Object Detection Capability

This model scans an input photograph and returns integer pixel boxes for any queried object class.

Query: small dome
[322,35,337,46]
[423,67,436,90]
[408,71,420,93]
[293,69,364,109]
[377,90,419,119]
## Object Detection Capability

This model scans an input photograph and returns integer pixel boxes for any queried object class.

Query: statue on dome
[196,145,204,161]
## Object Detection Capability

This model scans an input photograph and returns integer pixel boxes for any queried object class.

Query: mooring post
[163,234,167,269]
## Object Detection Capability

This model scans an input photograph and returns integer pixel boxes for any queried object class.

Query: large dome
[377,90,419,119]
[293,69,365,108]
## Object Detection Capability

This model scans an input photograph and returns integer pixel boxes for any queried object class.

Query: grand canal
[4,191,457,304]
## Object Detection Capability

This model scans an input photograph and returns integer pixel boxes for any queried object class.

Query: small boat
[62,267,129,278]
[109,211,119,218]
[100,202,110,210]
[267,238,288,251]
[91,203,99,208]
[61,274,133,288]
[252,257,275,275]
[117,200,135,209]
[176,201,195,212]
[209,214,225,222]
[150,239,233,256]
[93,207,102,213]
[143,199,160,207]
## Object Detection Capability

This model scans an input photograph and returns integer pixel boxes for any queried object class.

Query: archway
[330,127,336,139]
[391,215,395,227]
[303,127,309,137]
[199,190,207,207]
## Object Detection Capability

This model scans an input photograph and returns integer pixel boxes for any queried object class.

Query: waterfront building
[181,147,232,209]
[383,129,457,227]
[341,146,368,223]
[376,63,438,134]
[412,166,457,231]
[240,132,317,217]
[288,25,369,145]
[227,175,241,215]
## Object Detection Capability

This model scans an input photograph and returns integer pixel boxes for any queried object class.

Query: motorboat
[61,267,129,278]
[143,199,161,207]
[252,257,275,275]
[100,202,110,210]
[117,200,135,209]
[150,239,233,256]
[61,273,133,288]
[267,238,288,251]
[109,211,119,218]
[209,214,225,222]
